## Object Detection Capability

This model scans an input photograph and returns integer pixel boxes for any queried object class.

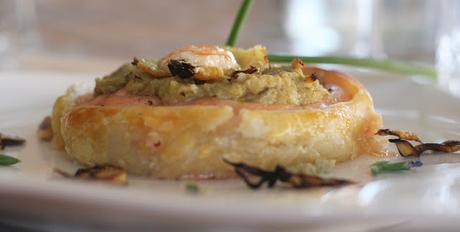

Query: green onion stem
[185,182,200,193]
[0,154,20,166]
[225,0,253,47]
[371,160,412,176]
[269,54,437,79]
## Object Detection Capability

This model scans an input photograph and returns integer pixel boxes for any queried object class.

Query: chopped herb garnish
[371,160,423,176]
[185,182,200,193]
[0,154,20,166]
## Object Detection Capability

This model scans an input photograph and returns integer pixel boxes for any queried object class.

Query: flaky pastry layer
[52,67,385,179]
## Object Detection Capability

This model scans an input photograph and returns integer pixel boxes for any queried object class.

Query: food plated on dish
[3,0,456,189]
[2,1,460,230]
[47,44,386,180]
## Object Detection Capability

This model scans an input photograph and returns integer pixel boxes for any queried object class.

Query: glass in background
[352,0,385,58]
[16,0,40,53]
[0,0,38,70]
[284,0,342,56]
[283,0,382,57]
[8,0,443,72]
[377,0,439,63]
[437,0,460,97]
[0,0,17,70]
[284,0,438,63]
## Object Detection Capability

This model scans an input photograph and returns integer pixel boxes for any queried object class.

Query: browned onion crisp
[55,165,128,185]
[223,158,353,189]
[376,129,421,142]
[0,134,26,150]
[377,129,460,157]
[168,59,196,79]
[37,116,53,141]
[231,65,258,78]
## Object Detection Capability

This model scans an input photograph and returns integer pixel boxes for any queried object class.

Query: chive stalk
[371,160,422,176]
[185,182,200,193]
[225,0,253,47]
[269,55,437,79]
[0,154,20,166]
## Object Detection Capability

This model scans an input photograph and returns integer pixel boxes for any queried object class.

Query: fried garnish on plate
[389,139,460,157]
[37,116,53,141]
[230,65,258,78]
[376,128,421,142]
[377,129,460,157]
[223,158,353,189]
[0,133,26,150]
[55,165,128,185]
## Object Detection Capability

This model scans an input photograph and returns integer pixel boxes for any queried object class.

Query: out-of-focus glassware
[284,0,384,56]
[284,0,341,56]
[351,0,385,58]
[436,0,460,97]
[0,0,17,70]
[283,0,435,61]
[377,0,438,63]
[5,0,441,69]
[16,0,40,52]
[0,0,39,70]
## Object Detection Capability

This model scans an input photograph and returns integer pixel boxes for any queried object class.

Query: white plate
[1,69,460,231]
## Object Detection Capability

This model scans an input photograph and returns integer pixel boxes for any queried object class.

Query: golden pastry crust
[52,67,385,179]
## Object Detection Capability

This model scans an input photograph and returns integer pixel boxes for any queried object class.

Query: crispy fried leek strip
[223,159,353,189]
[56,165,128,185]
[0,134,26,150]
[389,139,460,157]
[377,129,460,157]
[37,116,53,141]
[230,65,258,78]
[376,129,421,142]
[167,59,196,79]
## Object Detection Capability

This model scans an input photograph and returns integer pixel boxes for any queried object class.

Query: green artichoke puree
[94,62,330,105]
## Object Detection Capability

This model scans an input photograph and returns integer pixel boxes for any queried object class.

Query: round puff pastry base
[52,67,385,179]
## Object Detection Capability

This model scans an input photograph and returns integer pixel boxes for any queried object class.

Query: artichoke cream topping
[95,45,330,105]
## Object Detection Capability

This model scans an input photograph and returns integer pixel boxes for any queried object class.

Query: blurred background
[0,0,454,76]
